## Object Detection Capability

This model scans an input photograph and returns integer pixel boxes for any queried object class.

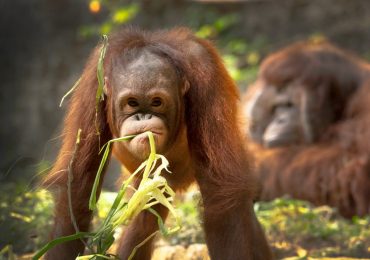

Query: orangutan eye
[151,97,162,107]
[127,98,139,107]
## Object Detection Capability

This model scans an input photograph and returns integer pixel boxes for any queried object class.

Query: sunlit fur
[43,27,272,260]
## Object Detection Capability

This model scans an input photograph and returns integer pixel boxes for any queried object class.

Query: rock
[152,245,186,260]
[186,244,210,260]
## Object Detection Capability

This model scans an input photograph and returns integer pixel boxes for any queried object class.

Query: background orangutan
[243,41,370,218]
[43,27,272,260]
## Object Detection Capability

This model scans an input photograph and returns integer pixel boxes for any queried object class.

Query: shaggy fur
[244,41,370,218]
[44,27,272,260]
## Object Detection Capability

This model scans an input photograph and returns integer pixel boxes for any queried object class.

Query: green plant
[165,190,204,246]
[33,132,180,260]
[0,182,53,254]
[255,197,370,258]
[80,2,139,38]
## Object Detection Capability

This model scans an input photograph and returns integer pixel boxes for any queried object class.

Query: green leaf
[96,34,108,105]
[112,5,139,24]
[32,232,92,260]
[59,77,81,107]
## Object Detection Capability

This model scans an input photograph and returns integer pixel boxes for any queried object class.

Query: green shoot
[68,129,82,233]
[95,34,109,145]
[89,135,136,210]
[96,34,108,105]
[87,131,181,258]
[32,232,91,260]
[34,131,180,259]
[59,77,81,107]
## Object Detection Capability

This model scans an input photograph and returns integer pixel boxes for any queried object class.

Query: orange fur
[44,27,272,260]
[245,41,370,218]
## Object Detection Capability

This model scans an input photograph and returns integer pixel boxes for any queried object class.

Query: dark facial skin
[245,80,308,148]
[109,50,183,160]
[263,105,301,147]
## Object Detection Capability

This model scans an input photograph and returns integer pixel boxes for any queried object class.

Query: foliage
[94,189,205,248]
[95,194,370,259]
[80,1,139,38]
[33,132,180,260]
[83,1,361,92]
[166,190,204,246]
[80,2,268,89]
[255,198,370,259]
[5,184,369,259]
[84,132,180,260]
[190,11,268,88]
[0,182,53,254]
[93,189,205,252]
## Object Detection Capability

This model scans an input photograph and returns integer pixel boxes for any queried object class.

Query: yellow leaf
[296,247,308,257]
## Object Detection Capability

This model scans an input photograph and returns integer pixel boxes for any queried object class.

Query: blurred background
[1,0,370,259]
